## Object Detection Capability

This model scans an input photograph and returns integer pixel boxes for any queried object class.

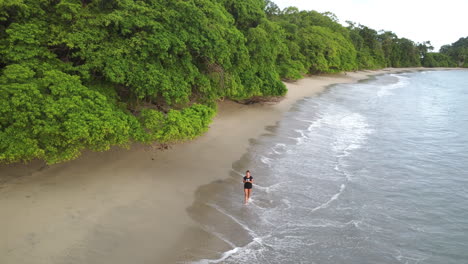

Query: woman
[243,170,254,204]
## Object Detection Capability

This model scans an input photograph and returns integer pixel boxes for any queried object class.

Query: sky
[272,0,467,51]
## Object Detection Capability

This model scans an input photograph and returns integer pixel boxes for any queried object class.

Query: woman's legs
[247,189,252,200]
[244,189,249,204]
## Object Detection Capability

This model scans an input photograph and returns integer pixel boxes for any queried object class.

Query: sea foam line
[190,247,240,264]
[377,74,409,97]
[191,236,266,264]
[287,129,310,145]
[283,219,362,230]
[195,204,269,263]
[254,182,285,193]
[294,117,315,123]
[260,156,273,166]
[231,169,244,177]
[309,184,346,213]
[270,143,287,154]
[332,112,373,155]
[206,203,257,238]
[199,224,236,248]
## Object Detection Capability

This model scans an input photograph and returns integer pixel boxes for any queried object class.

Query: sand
[0,68,456,264]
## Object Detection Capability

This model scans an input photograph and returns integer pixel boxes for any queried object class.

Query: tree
[421,53,455,67]
[440,37,468,67]
[0,65,138,163]
[417,41,434,59]
[0,0,458,164]
[347,22,385,69]
[264,0,280,17]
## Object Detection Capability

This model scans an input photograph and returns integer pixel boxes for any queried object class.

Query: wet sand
[0,68,452,264]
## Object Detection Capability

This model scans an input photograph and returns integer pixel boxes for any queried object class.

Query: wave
[206,203,257,238]
[377,74,410,97]
[307,116,325,131]
[309,183,346,213]
[190,71,468,264]
[253,182,285,193]
[294,117,316,123]
[199,224,236,248]
[331,112,373,156]
[270,143,287,154]
[259,156,273,167]
[193,204,266,264]
[191,247,239,264]
[283,219,362,230]
[191,236,267,264]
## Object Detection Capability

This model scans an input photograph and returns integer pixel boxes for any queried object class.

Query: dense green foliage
[421,53,455,67]
[440,37,468,67]
[347,23,385,69]
[0,0,461,164]
[0,64,138,163]
[268,8,357,74]
[266,5,425,72]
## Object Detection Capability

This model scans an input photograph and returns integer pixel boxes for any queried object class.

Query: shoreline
[0,67,461,264]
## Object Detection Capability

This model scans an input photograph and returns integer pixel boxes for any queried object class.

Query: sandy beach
[0,68,453,264]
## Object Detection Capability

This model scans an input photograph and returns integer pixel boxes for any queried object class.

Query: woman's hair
[246,170,250,173]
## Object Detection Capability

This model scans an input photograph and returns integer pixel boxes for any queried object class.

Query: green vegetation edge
[1,0,466,164]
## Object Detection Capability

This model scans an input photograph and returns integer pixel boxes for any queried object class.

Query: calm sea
[190,70,468,264]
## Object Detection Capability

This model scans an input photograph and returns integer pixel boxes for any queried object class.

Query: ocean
[188,70,468,264]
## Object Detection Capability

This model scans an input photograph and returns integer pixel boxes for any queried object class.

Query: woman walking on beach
[243,170,253,204]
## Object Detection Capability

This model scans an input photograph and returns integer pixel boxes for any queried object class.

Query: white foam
[231,169,244,177]
[271,143,287,154]
[286,128,315,145]
[191,229,265,264]
[377,74,409,97]
[200,224,236,248]
[294,129,306,136]
[294,118,315,123]
[254,182,284,193]
[287,136,303,145]
[282,198,292,209]
[331,112,373,154]
[284,219,362,230]
[309,184,346,213]
[270,149,280,155]
[342,168,354,181]
[393,248,430,264]
[307,116,325,131]
[346,143,361,151]
[206,203,256,237]
[260,156,273,166]
[191,247,240,264]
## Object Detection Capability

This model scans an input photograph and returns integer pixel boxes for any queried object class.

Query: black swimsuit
[243,176,253,189]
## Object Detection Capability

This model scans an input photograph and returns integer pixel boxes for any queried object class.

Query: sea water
[190,70,468,264]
